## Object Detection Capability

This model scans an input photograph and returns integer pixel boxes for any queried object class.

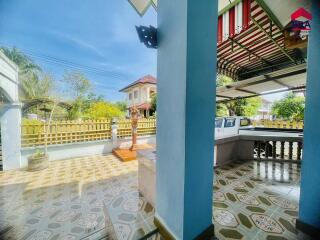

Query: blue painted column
[156,0,218,239]
[298,1,320,236]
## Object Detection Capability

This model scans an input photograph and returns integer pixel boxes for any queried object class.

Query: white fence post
[111,118,118,148]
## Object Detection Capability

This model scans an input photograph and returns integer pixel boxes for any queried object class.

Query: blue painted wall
[299,0,320,229]
[156,0,218,238]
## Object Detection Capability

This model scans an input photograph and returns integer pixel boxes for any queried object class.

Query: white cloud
[46,29,104,58]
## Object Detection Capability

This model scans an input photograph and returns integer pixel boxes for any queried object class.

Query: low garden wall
[20,118,157,168]
[21,135,156,168]
[19,118,303,168]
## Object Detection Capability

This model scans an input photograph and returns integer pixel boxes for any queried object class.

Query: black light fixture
[135,25,157,49]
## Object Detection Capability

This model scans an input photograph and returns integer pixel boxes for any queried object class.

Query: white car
[215,116,251,139]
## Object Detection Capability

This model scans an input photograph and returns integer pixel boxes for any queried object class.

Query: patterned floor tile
[0,155,138,240]
[0,156,309,240]
[213,160,306,240]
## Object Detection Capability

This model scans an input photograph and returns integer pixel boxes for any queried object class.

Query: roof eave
[119,82,156,93]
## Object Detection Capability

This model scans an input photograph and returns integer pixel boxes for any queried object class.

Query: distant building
[120,75,157,117]
[255,98,273,120]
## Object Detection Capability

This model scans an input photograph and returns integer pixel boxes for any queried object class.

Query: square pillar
[297,1,320,238]
[156,0,218,239]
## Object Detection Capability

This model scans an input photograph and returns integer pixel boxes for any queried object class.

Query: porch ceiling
[216,63,306,102]
[217,0,307,80]
[128,0,309,81]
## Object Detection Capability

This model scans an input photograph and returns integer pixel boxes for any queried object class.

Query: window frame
[134,90,138,99]
[224,117,236,128]
[215,118,224,128]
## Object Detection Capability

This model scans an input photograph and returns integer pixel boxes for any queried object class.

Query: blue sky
[0,0,157,102]
[0,1,285,103]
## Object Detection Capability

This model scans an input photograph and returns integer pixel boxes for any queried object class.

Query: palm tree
[20,72,54,99]
[0,47,41,74]
[0,47,54,100]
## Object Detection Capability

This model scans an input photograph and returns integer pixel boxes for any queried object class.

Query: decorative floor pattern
[0,155,313,240]
[104,191,158,240]
[213,160,312,240]
[0,155,138,240]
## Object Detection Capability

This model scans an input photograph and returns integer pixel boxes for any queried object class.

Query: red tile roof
[120,75,156,92]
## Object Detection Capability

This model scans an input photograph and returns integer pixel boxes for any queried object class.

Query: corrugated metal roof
[217,0,306,80]
[216,63,306,102]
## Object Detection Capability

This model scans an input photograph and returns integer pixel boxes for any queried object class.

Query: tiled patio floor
[0,155,138,240]
[213,160,311,240]
[0,155,312,240]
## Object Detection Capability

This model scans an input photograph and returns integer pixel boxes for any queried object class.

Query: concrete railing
[20,118,157,168]
[21,135,156,168]
[252,136,303,163]
[214,134,303,166]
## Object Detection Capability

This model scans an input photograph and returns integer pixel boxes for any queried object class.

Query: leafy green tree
[242,97,262,116]
[216,103,229,117]
[21,73,55,99]
[151,94,157,112]
[0,47,41,74]
[216,74,234,87]
[0,47,55,100]
[62,71,91,99]
[81,93,104,111]
[85,101,124,119]
[216,75,235,117]
[230,98,262,117]
[115,101,127,112]
[271,92,305,120]
[62,71,92,119]
[216,75,262,117]
[67,100,82,120]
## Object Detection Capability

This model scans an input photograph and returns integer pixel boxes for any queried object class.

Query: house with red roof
[119,75,157,117]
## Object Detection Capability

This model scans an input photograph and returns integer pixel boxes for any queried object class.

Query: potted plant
[27,100,57,171]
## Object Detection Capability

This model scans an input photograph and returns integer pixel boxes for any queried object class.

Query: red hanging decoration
[229,7,236,37]
[218,15,223,43]
[242,0,251,30]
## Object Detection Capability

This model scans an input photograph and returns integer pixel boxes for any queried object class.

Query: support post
[111,118,118,148]
[297,2,320,238]
[156,0,218,239]
[0,103,22,170]
[130,107,139,151]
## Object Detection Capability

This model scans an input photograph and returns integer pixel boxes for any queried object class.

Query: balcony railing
[254,139,302,163]
[241,134,303,163]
